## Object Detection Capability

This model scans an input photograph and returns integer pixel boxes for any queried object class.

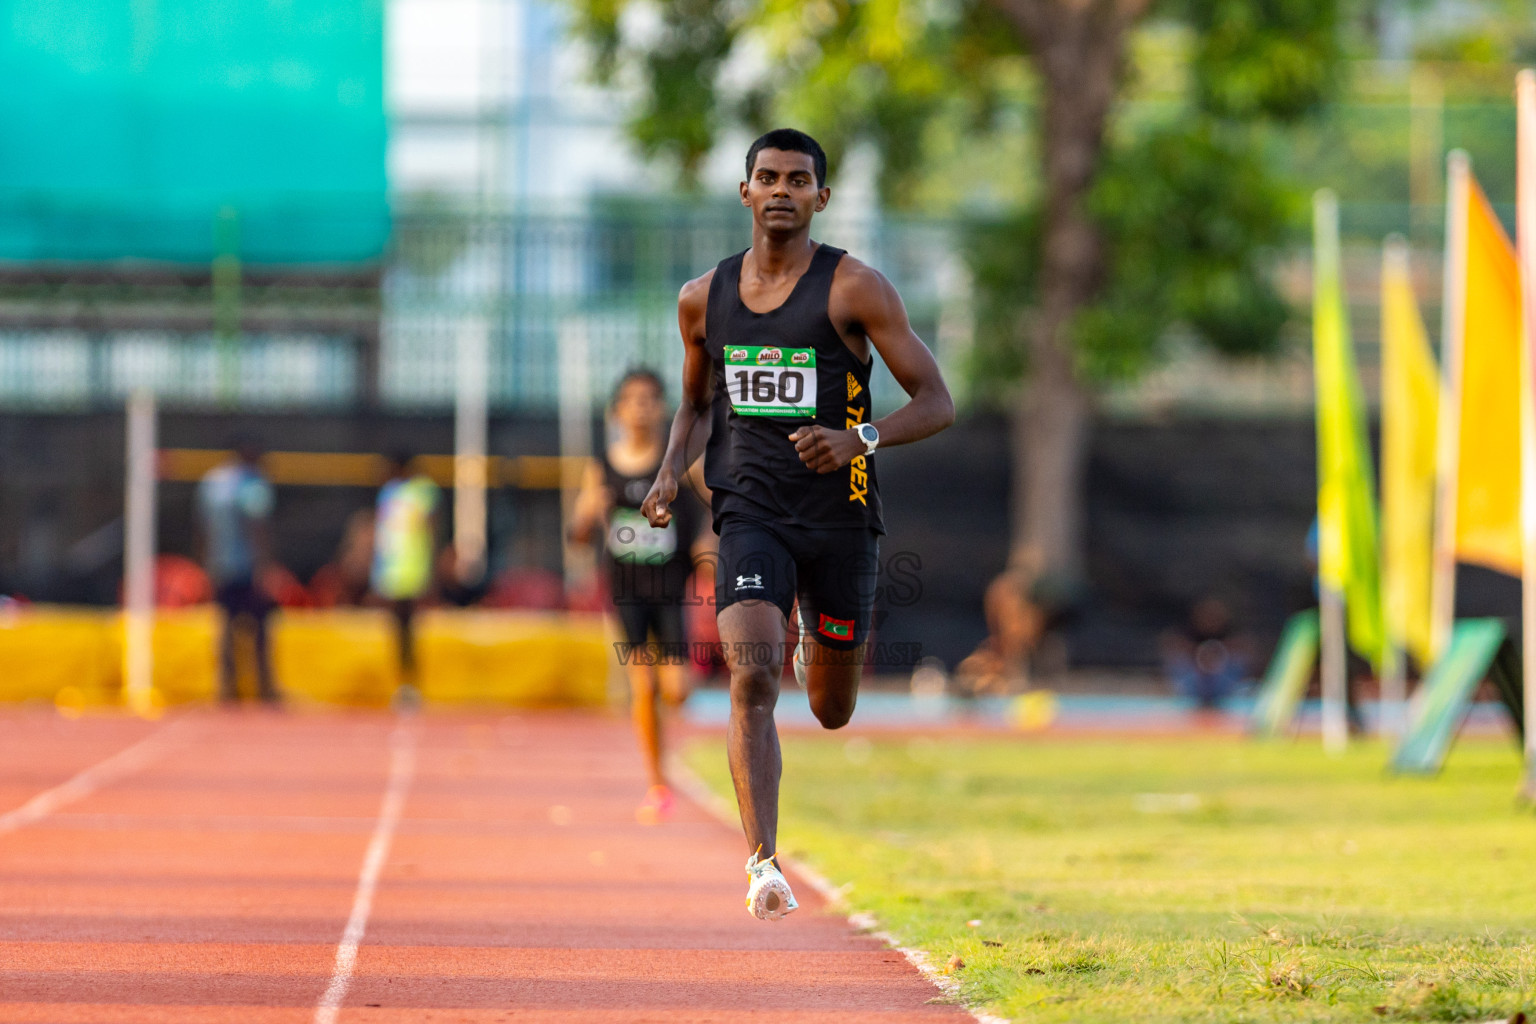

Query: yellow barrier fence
[0,606,611,709]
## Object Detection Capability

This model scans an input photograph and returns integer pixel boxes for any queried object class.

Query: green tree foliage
[962,0,1336,399]
[561,0,1349,579]
[1185,0,1341,121]
[1056,0,1341,383]
[570,0,757,180]
[564,0,1337,398]
[1083,123,1297,377]
[1407,0,1536,66]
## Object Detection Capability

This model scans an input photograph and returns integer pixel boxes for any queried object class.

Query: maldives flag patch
[817,613,855,640]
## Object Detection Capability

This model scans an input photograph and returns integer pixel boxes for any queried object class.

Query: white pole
[1430,151,1471,662]
[1514,70,1536,789]
[123,390,157,717]
[1380,645,1407,739]
[558,317,595,592]
[1320,586,1349,755]
[454,314,490,585]
[1313,190,1350,755]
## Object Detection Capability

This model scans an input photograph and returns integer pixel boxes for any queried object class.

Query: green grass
[686,733,1536,1023]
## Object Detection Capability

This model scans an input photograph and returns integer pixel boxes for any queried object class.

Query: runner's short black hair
[746,128,827,188]
[227,432,263,463]
[611,367,665,407]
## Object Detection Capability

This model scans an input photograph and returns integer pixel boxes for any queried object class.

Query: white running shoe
[744,848,798,920]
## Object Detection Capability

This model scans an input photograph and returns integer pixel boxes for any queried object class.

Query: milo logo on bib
[724,344,817,418]
[608,507,677,563]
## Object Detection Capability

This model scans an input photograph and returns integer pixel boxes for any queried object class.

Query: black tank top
[703,243,883,533]
[602,447,698,603]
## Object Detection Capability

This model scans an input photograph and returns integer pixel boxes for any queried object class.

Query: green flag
[1313,190,1385,668]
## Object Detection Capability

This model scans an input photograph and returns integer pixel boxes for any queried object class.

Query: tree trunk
[990,0,1145,585]
[1015,328,1091,582]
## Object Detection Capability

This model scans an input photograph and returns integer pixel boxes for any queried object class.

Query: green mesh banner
[0,0,387,264]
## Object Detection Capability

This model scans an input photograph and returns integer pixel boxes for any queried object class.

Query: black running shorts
[615,599,686,661]
[714,515,879,650]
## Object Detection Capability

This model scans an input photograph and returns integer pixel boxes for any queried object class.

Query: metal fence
[0,206,965,416]
[381,206,964,414]
[0,330,362,409]
[0,197,1503,417]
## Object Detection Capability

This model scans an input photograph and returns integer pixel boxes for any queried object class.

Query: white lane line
[0,720,184,836]
[314,721,418,1024]
[668,758,1011,1024]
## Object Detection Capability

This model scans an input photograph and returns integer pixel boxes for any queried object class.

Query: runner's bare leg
[718,599,787,858]
[625,663,665,788]
[628,658,692,788]
[802,636,863,729]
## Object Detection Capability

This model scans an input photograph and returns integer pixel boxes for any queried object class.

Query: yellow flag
[1454,176,1523,576]
[1380,241,1439,668]
[1314,191,1384,666]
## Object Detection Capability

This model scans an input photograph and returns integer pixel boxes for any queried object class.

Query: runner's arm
[568,460,609,544]
[792,261,954,472]
[683,455,712,508]
[642,271,715,527]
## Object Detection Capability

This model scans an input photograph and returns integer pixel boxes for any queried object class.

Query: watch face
[858,424,877,444]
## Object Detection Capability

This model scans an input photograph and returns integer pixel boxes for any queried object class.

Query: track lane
[0,713,166,823]
[0,710,974,1023]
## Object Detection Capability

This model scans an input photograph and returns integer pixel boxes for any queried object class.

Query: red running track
[0,709,973,1022]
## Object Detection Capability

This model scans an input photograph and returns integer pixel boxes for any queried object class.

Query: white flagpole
[1514,70,1536,791]
[1315,190,1349,755]
[123,390,157,717]
[1430,152,1470,667]
[1320,587,1349,754]
[1380,236,1412,739]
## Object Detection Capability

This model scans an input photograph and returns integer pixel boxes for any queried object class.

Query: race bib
[608,507,677,563]
[723,344,816,417]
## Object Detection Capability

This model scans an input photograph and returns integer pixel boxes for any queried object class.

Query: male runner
[641,128,954,919]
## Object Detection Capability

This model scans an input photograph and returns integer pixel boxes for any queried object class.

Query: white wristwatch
[855,422,879,455]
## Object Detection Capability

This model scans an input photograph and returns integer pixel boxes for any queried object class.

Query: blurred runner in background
[572,368,708,824]
[371,452,441,706]
[197,436,280,705]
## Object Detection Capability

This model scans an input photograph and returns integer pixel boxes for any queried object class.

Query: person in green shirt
[372,452,441,705]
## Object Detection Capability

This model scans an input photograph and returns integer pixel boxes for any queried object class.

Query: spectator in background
[1162,596,1252,710]
[197,436,280,705]
[308,507,376,608]
[372,452,441,705]
[954,547,1070,696]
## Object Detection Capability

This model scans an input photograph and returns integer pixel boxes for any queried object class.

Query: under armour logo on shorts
[735,574,763,590]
